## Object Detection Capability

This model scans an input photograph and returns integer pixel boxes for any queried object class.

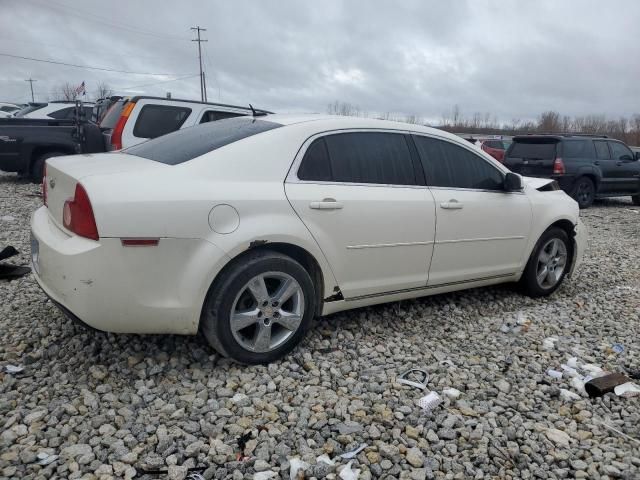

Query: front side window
[200,110,244,123]
[414,135,504,190]
[297,132,416,185]
[594,141,610,159]
[133,105,192,139]
[48,107,74,119]
[608,141,634,160]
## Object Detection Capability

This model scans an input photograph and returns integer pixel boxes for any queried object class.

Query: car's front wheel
[521,227,571,297]
[200,250,316,364]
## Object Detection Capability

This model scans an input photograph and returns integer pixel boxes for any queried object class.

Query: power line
[27,0,191,42]
[25,78,36,102]
[0,52,185,76]
[117,74,200,91]
[191,26,208,102]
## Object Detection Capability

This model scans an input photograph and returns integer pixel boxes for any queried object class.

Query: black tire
[31,151,65,183]
[632,194,640,206]
[570,176,595,209]
[200,250,316,364]
[521,227,571,298]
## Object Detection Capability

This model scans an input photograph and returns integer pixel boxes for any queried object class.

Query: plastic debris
[289,458,310,480]
[571,376,586,394]
[316,454,335,465]
[418,391,442,412]
[585,372,630,398]
[582,364,605,377]
[561,364,579,378]
[186,474,205,480]
[614,382,640,398]
[611,343,624,354]
[3,364,24,374]
[500,324,511,333]
[547,369,563,379]
[397,369,429,390]
[37,453,58,465]
[560,389,581,401]
[443,387,462,399]
[339,460,361,480]
[339,443,367,459]
[543,337,558,350]
[566,357,579,369]
[254,473,277,480]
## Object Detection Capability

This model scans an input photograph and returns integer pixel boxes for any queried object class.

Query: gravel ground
[1,171,639,480]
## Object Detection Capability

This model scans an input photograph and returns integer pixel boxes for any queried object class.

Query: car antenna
[249,104,267,117]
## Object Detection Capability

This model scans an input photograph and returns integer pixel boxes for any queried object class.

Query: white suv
[98,96,268,150]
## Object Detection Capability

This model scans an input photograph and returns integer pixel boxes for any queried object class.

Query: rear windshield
[124,117,282,165]
[14,103,47,117]
[508,140,558,159]
[99,100,128,129]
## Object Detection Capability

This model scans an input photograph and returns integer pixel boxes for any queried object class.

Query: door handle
[440,200,464,210]
[616,161,623,166]
[309,198,343,210]
[594,161,600,165]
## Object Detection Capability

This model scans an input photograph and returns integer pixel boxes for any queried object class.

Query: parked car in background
[14,101,94,120]
[504,134,640,208]
[99,96,269,150]
[462,136,511,162]
[32,114,587,364]
[0,102,21,116]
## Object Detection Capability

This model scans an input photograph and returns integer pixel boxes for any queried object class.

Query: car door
[412,134,532,286]
[593,140,618,193]
[285,131,436,299]
[608,141,640,193]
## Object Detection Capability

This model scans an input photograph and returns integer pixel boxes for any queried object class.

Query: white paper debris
[560,389,581,401]
[547,369,563,379]
[4,364,24,374]
[418,391,442,412]
[254,472,277,480]
[566,357,578,369]
[543,337,558,350]
[582,364,605,377]
[316,454,335,465]
[561,364,579,378]
[443,387,462,399]
[339,443,367,459]
[339,460,361,480]
[614,382,640,398]
[571,376,586,394]
[289,458,309,480]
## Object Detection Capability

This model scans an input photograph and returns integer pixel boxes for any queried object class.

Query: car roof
[126,96,271,113]
[512,133,608,141]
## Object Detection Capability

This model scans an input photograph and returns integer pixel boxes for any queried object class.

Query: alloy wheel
[536,238,567,289]
[230,272,305,353]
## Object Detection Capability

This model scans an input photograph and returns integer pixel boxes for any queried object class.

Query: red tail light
[553,157,565,175]
[42,164,48,207]
[110,102,136,150]
[63,184,99,240]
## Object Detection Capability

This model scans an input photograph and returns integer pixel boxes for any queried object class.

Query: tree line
[48,82,113,102]
[327,101,640,146]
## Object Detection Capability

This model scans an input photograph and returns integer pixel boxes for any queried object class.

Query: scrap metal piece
[397,369,429,390]
[584,372,630,398]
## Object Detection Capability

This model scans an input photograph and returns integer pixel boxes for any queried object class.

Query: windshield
[99,99,128,129]
[124,117,282,165]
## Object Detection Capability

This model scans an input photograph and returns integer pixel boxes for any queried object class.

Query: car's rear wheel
[571,176,595,209]
[200,250,315,364]
[521,227,571,297]
[632,194,640,206]
[31,151,65,183]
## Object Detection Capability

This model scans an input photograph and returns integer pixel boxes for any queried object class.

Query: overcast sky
[1,0,638,123]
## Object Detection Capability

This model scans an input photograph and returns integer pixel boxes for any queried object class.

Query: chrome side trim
[436,235,525,244]
[346,241,434,249]
[345,273,514,302]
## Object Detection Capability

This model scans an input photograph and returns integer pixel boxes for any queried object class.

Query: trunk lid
[44,153,164,231]
[504,138,559,176]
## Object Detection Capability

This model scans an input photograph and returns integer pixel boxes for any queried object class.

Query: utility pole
[190,26,208,102]
[25,78,36,102]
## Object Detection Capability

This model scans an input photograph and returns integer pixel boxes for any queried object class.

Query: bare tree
[327,101,362,117]
[537,111,562,132]
[50,82,79,101]
[94,82,113,100]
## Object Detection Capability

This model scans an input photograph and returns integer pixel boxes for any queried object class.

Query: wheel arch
[30,146,74,173]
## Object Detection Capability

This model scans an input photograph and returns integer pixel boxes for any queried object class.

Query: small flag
[75,81,86,96]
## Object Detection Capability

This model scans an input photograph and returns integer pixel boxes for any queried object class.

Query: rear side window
[608,141,634,160]
[594,141,610,159]
[562,140,593,158]
[200,110,244,123]
[124,117,282,165]
[298,138,332,181]
[508,140,557,159]
[132,105,191,139]
[414,136,504,190]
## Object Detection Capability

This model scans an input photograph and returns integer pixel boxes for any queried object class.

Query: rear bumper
[31,206,230,335]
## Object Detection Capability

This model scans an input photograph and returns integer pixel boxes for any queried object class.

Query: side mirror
[636,151,640,161]
[504,172,523,192]
[620,154,633,162]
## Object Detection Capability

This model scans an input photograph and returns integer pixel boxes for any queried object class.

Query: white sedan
[31,114,587,363]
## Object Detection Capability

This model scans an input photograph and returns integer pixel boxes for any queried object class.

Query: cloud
[0,0,638,122]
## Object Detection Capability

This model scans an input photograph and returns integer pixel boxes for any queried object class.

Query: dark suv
[504,134,640,208]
